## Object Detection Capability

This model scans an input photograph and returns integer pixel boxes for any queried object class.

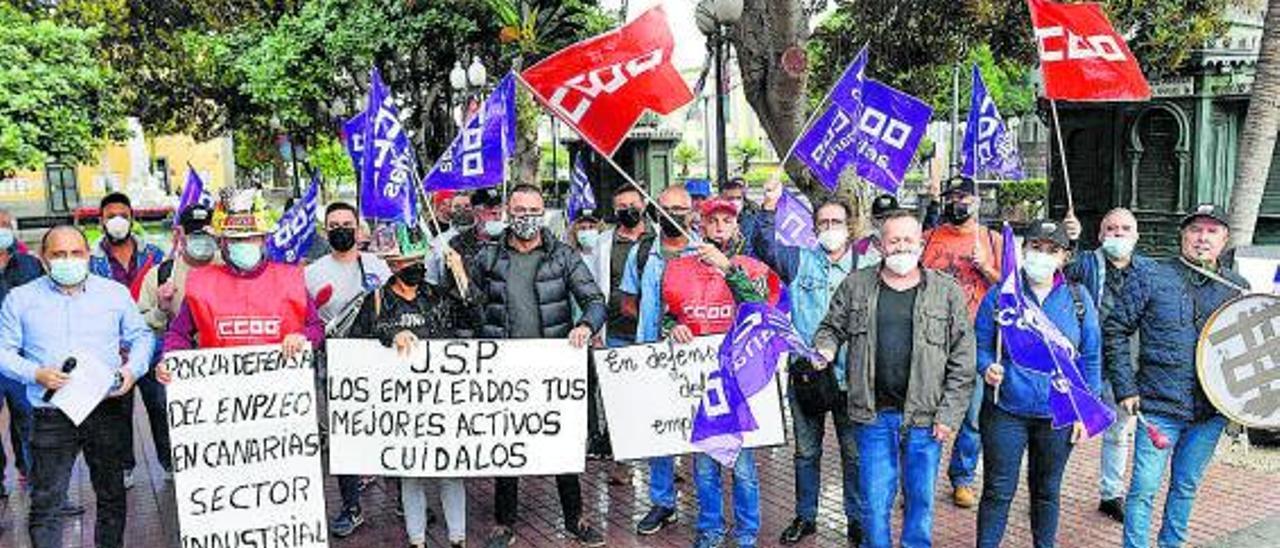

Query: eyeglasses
[815,219,847,230]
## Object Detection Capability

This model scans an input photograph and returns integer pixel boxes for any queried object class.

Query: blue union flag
[355,67,417,222]
[423,74,517,192]
[961,65,1024,181]
[691,302,824,465]
[793,47,933,193]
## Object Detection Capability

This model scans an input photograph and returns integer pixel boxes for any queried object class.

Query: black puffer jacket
[460,228,606,338]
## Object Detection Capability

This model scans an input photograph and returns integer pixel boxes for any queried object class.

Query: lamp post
[450,56,489,131]
[696,0,742,190]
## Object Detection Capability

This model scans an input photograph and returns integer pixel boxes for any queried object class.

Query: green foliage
[540,141,570,178]
[730,138,765,174]
[674,141,704,177]
[0,5,126,174]
[807,0,1226,117]
[743,167,776,187]
[309,134,355,191]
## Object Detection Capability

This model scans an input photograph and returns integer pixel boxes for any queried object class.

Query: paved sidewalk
[0,401,1278,547]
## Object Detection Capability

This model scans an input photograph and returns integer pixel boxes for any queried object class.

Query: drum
[1197,293,1280,429]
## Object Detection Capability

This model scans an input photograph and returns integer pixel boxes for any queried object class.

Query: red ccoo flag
[520,6,693,157]
[1027,0,1152,101]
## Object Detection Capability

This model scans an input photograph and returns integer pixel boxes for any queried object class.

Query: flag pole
[510,70,696,242]
[1048,99,1075,213]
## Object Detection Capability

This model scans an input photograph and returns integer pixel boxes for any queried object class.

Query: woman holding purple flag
[973,219,1102,548]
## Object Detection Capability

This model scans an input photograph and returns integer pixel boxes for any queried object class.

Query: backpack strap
[1066,281,1086,326]
[635,234,656,278]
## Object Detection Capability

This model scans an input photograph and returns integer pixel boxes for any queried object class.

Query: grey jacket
[813,268,977,430]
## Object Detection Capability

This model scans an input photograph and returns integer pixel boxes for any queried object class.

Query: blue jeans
[977,399,1073,548]
[1099,382,1133,500]
[1123,413,1226,548]
[789,393,861,525]
[948,381,982,488]
[648,456,676,509]
[694,450,759,545]
[854,411,941,548]
[0,375,31,479]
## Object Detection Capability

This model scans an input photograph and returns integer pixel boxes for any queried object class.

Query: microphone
[42,357,77,403]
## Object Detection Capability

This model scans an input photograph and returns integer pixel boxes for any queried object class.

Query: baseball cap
[699,198,740,218]
[179,204,213,234]
[1179,203,1229,230]
[573,208,601,223]
[685,179,712,199]
[1024,218,1070,249]
[942,176,977,197]
[870,194,900,219]
[470,188,502,208]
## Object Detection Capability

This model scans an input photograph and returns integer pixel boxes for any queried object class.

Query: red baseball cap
[699,198,740,218]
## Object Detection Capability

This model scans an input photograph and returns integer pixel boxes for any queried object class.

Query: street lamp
[450,56,489,128]
[696,0,742,189]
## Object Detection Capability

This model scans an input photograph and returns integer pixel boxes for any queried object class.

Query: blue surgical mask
[483,220,507,237]
[1023,251,1060,283]
[49,258,89,287]
[226,241,263,270]
[0,228,14,250]
[577,228,600,249]
[185,233,216,263]
[1100,236,1136,260]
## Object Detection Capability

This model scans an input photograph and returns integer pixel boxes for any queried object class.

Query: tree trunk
[729,0,811,195]
[1229,0,1280,246]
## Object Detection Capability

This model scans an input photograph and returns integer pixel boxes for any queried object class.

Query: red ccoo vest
[662,254,781,336]
[183,262,309,348]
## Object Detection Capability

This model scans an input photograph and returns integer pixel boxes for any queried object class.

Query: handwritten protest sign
[594,335,787,461]
[163,345,327,548]
[326,338,589,477]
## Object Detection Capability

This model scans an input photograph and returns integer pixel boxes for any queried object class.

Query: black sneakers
[636,505,677,535]
[779,517,817,545]
[1098,497,1125,523]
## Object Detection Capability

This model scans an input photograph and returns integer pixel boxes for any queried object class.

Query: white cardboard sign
[326,338,589,477]
[595,335,787,461]
[163,345,327,548]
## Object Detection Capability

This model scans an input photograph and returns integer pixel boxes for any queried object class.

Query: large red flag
[1027,0,1151,101]
[520,6,693,156]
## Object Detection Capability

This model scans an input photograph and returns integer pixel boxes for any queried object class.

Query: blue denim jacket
[975,274,1102,419]
[774,244,855,387]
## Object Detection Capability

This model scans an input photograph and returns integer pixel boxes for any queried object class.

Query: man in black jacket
[456,184,607,548]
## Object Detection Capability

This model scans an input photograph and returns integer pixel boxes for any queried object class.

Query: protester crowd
[0,172,1253,548]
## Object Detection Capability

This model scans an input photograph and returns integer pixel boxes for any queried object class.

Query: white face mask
[1100,236,1136,260]
[883,249,921,276]
[1023,250,1060,283]
[817,229,848,252]
[104,216,131,241]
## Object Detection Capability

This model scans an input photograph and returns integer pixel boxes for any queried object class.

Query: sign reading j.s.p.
[163,345,327,548]
[326,338,589,477]
[594,335,787,461]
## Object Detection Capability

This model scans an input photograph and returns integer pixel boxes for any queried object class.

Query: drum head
[1197,293,1280,429]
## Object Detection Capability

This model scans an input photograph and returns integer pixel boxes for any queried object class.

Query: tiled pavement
[1,401,1279,547]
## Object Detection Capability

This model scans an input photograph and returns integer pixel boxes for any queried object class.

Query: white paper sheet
[50,353,115,426]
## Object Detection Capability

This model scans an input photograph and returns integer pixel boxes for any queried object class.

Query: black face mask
[397,263,426,287]
[944,202,973,225]
[659,213,687,239]
[616,207,643,229]
[451,210,476,229]
[328,227,356,252]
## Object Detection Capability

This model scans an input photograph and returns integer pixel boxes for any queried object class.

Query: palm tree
[1229,0,1280,245]
[730,138,765,175]
[674,142,704,177]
